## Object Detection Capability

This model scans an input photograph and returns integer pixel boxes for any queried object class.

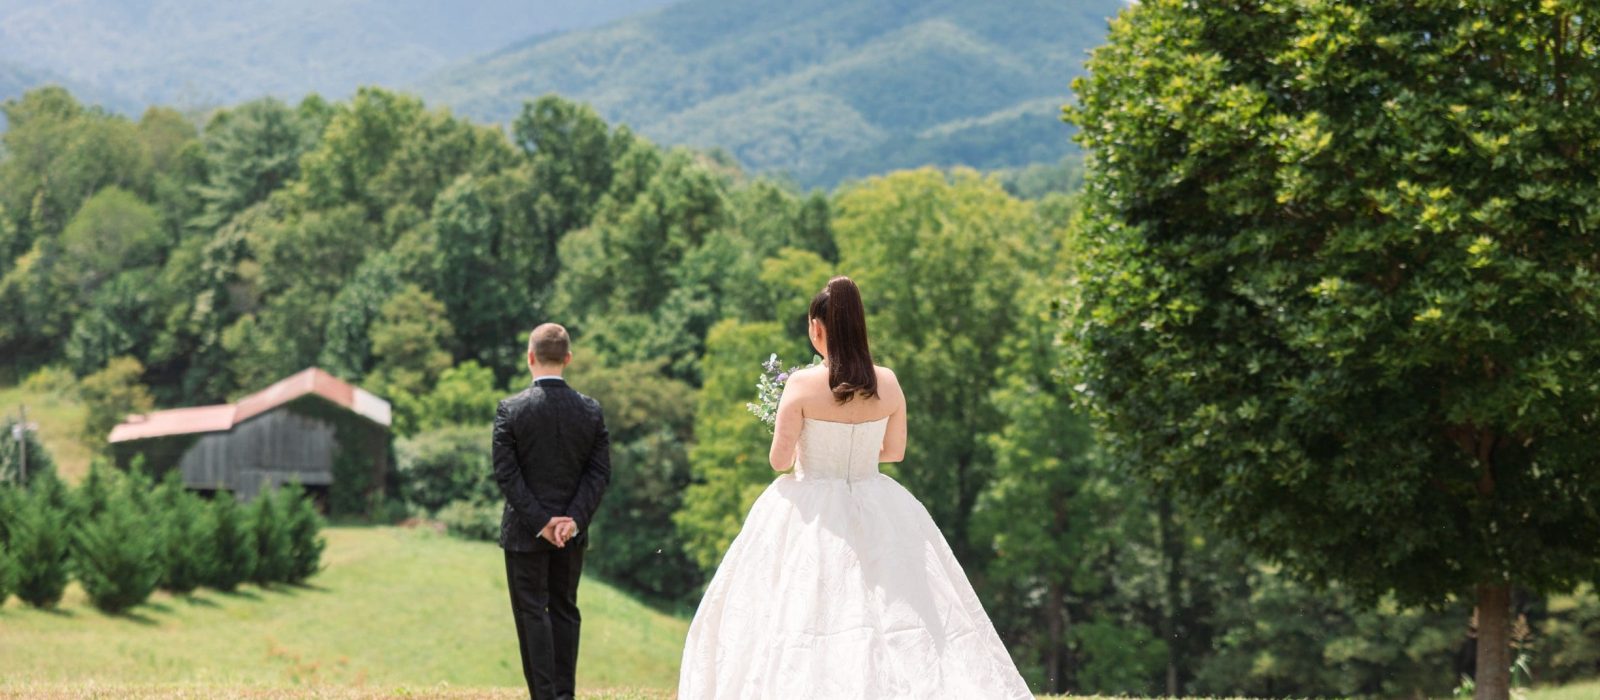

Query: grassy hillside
[421,0,1125,187]
[0,0,678,108]
[0,527,688,692]
[0,379,92,482]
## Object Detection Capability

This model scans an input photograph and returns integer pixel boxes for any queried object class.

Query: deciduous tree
[1063,3,1600,697]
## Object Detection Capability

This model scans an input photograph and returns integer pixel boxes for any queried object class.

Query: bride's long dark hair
[809,276,877,403]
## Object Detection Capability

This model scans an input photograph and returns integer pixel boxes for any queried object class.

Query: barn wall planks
[131,405,378,502]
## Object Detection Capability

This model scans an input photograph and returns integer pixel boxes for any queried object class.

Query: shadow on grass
[432,535,698,618]
[216,588,263,601]
[112,609,159,626]
[177,593,220,607]
[323,518,398,528]
[586,572,698,620]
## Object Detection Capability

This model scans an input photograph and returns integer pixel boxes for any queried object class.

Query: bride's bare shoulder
[793,364,830,379]
[788,364,830,390]
[873,365,903,396]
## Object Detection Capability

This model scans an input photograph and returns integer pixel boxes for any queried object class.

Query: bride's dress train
[678,417,1033,699]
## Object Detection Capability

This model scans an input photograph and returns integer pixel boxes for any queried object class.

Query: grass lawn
[0,527,687,693]
[0,684,1595,700]
[1530,679,1600,700]
[0,379,92,482]
[0,534,1591,700]
[3,384,1597,700]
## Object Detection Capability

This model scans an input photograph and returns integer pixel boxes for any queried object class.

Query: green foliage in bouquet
[745,353,821,433]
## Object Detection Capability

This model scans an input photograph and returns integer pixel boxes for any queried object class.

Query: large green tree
[0,185,166,369]
[293,88,426,218]
[65,268,163,376]
[972,225,1130,693]
[429,174,530,374]
[0,87,150,257]
[1063,3,1600,698]
[135,107,204,235]
[78,356,156,449]
[193,97,320,231]
[565,357,701,603]
[553,148,776,384]
[366,284,456,435]
[675,319,811,573]
[513,95,621,249]
[832,168,1043,561]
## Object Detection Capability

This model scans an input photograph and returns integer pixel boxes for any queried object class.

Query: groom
[493,323,612,700]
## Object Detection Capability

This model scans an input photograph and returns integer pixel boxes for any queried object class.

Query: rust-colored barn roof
[108,368,391,443]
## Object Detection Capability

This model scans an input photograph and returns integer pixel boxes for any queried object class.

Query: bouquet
[746,353,822,433]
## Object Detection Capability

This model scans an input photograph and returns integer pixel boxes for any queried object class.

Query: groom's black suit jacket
[492,377,612,553]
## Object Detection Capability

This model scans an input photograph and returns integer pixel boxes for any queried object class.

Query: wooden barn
[109,368,391,506]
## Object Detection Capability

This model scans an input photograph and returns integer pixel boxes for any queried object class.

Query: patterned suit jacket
[491,377,611,552]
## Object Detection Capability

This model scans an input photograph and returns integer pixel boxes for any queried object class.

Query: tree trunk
[1158,495,1182,697]
[1474,582,1512,700]
[1062,594,1077,693]
[1046,581,1064,692]
[953,455,971,562]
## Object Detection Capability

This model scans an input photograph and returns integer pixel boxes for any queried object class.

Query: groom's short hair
[529,323,570,365]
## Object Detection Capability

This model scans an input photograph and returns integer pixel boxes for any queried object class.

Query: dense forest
[1,84,1597,697]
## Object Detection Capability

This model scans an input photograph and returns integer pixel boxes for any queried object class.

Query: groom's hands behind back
[539,516,577,547]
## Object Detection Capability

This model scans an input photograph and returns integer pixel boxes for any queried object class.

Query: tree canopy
[1064,2,1600,698]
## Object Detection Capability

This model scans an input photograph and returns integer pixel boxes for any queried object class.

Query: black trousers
[504,545,585,700]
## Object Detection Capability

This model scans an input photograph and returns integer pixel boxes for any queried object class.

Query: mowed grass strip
[0,527,688,691]
[1526,679,1600,700]
[0,684,673,699]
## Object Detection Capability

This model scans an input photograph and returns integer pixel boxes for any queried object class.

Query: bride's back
[794,413,888,482]
[786,364,902,424]
[769,363,907,471]
[768,275,908,471]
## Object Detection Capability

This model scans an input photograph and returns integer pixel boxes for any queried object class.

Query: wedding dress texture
[678,417,1033,699]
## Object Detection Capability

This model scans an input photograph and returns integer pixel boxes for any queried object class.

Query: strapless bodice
[793,417,887,484]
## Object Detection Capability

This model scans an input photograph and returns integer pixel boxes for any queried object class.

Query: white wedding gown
[678,417,1033,699]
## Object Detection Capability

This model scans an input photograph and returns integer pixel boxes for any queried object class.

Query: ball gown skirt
[677,418,1033,699]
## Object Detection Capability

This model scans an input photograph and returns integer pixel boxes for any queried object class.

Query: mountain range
[0,0,1124,186]
[0,0,676,108]
[420,0,1123,185]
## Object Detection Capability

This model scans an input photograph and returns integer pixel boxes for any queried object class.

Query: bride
[678,276,1033,699]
